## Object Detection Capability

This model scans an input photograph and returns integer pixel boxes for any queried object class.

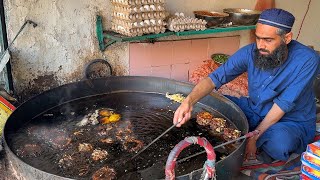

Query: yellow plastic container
[0,95,15,137]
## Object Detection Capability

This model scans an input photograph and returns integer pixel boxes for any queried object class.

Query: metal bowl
[194,11,229,27]
[223,8,261,25]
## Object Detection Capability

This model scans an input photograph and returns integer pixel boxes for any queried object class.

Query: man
[173,8,320,163]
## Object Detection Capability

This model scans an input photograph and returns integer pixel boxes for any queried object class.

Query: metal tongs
[134,130,260,179]
[176,130,260,163]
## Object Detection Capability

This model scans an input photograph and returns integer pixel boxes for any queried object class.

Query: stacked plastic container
[300,141,320,179]
[110,0,167,37]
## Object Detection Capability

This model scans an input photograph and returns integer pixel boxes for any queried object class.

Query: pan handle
[84,59,113,79]
[165,136,216,180]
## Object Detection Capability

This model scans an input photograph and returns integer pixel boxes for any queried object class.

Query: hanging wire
[296,0,312,40]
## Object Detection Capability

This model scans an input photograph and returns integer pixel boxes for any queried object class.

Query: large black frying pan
[3,76,248,180]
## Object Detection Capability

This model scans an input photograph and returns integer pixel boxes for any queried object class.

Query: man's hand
[245,138,257,160]
[173,77,216,127]
[244,103,285,160]
[173,99,193,127]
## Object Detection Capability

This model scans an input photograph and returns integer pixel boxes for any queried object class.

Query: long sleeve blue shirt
[209,40,320,123]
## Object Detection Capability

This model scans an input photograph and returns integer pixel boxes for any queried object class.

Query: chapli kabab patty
[196,111,214,126]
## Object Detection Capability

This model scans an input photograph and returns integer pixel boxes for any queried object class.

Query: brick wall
[129,36,240,82]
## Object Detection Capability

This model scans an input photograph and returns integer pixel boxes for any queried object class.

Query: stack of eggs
[111,0,167,37]
[167,12,207,32]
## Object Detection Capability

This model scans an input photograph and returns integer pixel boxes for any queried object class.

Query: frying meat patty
[92,149,109,161]
[223,128,241,141]
[92,166,116,180]
[209,118,227,133]
[196,111,214,126]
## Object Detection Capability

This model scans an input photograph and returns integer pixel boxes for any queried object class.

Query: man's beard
[253,42,288,70]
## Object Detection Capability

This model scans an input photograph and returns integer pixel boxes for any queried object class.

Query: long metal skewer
[131,120,181,160]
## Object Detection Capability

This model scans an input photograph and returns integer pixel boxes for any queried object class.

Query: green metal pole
[96,15,105,51]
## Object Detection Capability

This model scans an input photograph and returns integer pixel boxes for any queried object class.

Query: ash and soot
[6,92,241,179]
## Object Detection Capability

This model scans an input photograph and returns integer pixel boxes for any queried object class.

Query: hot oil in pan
[7,92,241,180]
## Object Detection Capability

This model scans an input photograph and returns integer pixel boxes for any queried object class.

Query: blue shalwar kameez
[209,40,320,161]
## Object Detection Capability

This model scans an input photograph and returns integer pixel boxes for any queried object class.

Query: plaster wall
[275,0,320,49]
[4,0,125,100]
[4,0,319,100]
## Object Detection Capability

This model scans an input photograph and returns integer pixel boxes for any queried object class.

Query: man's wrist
[185,96,196,106]
[253,129,261,141]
